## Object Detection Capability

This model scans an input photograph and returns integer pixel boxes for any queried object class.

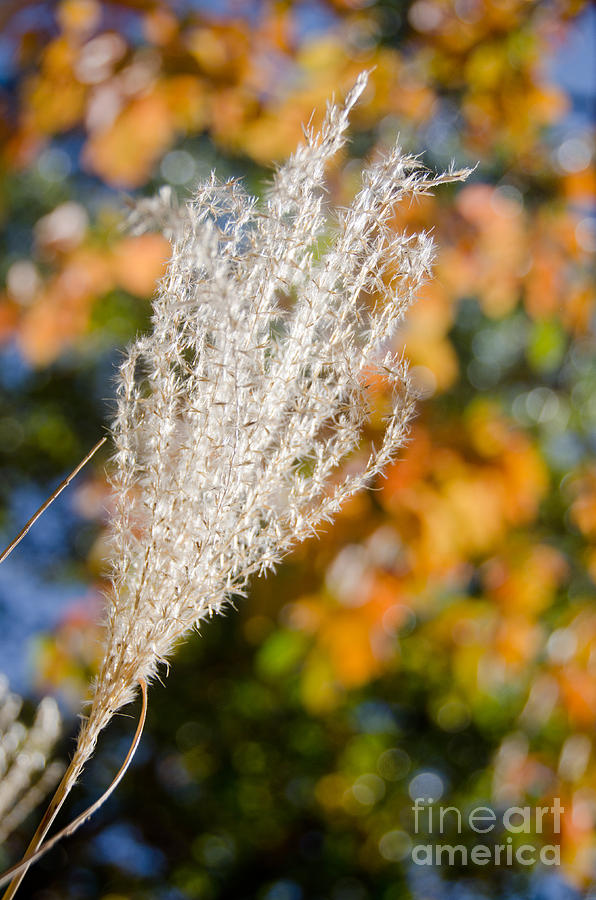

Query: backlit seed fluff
[81,71,469,756]
[0,676,64,844]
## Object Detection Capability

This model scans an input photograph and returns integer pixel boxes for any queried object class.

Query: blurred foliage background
[0,1,595,898]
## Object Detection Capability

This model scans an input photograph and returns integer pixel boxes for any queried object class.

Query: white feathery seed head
[0,675,64,844]
[84,70,468,742]
[0,74,471,898]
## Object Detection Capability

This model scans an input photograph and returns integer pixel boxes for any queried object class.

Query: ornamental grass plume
[1,72,468,894]
[0,676,64,845]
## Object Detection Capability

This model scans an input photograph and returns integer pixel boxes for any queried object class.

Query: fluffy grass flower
[1,71,467,895]
[0,676,63,845]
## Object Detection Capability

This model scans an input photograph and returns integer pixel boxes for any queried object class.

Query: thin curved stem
[0,436,107,566]
[0,679,147,897]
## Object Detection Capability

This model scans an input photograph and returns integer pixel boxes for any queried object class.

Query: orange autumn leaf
[449,183,527,317]
[111,233,170,297]
[186,23,250,79]
[143,8,179,46]
[318,613,386,689]
[483,544,567,617]
[563,284,596,334]
[558,669,596,728]
[0,297,19,341]
[162,75,208,132]
[571,471,596,538]
[495,616,543,669]
[23,36,87,135]
[562,167,596,205]
[83,91,175,187]
[382,410,547,576]
[396,281,459,392]
[56,0,101,35]
[18,248,112,364]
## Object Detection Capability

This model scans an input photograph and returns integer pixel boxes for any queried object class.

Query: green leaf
[256,629,308,679]
[526,319,566,373]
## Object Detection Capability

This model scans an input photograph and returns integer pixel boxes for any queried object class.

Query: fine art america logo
[411,798,564,867]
